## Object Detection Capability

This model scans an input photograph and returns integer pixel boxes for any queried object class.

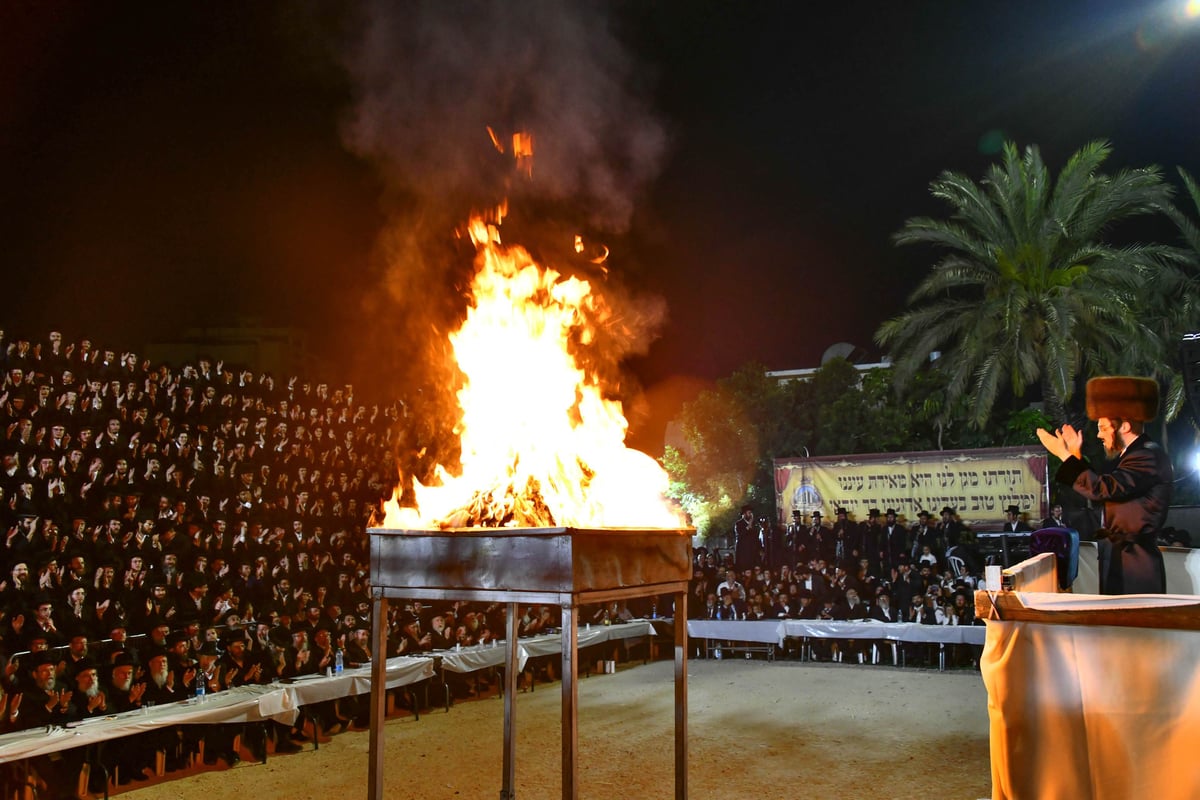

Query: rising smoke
[341,1,668,233]
[336,1,671,488]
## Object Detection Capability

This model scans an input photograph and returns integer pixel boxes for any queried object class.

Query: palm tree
[876,140,1173,428]
[1152,167,1200,421]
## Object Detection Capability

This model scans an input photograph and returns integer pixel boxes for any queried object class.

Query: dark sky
[3,2,1199,415]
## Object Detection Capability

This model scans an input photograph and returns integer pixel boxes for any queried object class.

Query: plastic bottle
[334,648,344,675]
[651,601,658,620]
[195,676,206,703]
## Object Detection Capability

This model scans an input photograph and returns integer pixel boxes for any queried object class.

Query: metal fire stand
[366,526,693,800]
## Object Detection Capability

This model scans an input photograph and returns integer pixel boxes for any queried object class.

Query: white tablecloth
[982,611,1200,798]
[435,620,659,674]
[685,619,986,646]
[686,620,783,644]
[0,655,435,763]
[783,620,986,645]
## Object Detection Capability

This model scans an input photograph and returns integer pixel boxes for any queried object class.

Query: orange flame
[512,131,534,177]
[384,214,683,530]
[486,126,505,153]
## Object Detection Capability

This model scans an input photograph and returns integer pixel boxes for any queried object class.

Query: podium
[976,553,1200,799]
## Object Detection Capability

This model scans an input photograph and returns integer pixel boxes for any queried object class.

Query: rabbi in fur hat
[1037,376,1172,594]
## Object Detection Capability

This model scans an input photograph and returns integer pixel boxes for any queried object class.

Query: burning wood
[440,475,556,529]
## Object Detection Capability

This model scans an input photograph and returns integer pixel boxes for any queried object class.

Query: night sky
[4,2,1199,424]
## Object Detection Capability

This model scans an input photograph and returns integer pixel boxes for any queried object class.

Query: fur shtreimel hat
[1085,376,1159,422]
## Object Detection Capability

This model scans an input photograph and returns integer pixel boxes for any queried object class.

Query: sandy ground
[119,659,991,800]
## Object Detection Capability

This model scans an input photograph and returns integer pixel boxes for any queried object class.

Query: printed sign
[774,447,1048,527]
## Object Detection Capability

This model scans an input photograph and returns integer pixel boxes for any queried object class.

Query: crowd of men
[0,329,708,797]
[0,329,428,796]
[695,504,997,663]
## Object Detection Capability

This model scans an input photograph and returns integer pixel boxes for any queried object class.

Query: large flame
[383,213,684,530]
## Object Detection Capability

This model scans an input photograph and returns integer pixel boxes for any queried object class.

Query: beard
[84,683,100,699]
[151,667,168,689]
[116,676,133,692]
[1104,429,1129,461]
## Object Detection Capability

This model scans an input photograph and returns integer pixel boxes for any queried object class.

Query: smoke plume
[337,1,670,483]
[341,1,668,232]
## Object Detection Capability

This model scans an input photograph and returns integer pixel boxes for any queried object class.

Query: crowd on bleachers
[0,329,420,795]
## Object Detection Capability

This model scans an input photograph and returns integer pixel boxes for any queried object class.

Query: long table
[0,655,434,763]
[0,616,976,765]
[436,620,659,674]
[684,619,986,668]
[782,620,986,645]
[684,619,986,646]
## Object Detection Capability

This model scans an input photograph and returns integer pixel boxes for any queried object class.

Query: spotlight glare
[1187,0,1200,19]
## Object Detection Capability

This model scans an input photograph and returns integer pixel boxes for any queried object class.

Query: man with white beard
[68,658,118,790]
[11,652,83,797]
[12,652,72,730]
[68,660,107,718]
[142,648,185,704]
[104,654,144,711]
[139,648,193,772]
[104,653,154,784]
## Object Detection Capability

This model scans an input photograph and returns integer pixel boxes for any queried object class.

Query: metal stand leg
[561,605,578,800]
[501,602,519,800]
[674,591,688,800]
[368,594,389,800]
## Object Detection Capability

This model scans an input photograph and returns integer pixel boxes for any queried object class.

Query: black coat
[733,516,759,569]
[1056,435,1172,594]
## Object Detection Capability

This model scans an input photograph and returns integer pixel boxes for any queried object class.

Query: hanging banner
[774,447,1047,528]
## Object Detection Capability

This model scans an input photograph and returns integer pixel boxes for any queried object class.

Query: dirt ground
[120,659,991,800]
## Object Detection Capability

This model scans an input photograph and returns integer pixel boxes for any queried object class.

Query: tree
[663,363,807,542]
[1152,167,1200,421]
[876,140,1173,428]
[663,359,1047,542]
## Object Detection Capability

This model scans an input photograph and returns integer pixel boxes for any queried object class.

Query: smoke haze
[336,1,672,479]
[341,1,668,232]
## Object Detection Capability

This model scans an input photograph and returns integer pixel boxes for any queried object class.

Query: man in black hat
[785,510,808,563]
[25,592,62,649]
[217,631,264,690]
[910,510,941,561]
[805,510,828,564]
[11,651,88,794]
[829,509,859,564]
[67,659,108,720]
[879,509,908,574]
[937,507,963,550]
[1002,505,1032,533]
[11,651,71,730]
[794,562,826,604]
[1041,502,1067,531]
[852,508,881,567]
[57,630,91,679]
[1038,376,1172,594]
[869,590,901,624]
[105,652,146,713]
[733,505,759,570]
[344,621,371,669]
[829,507,852,548]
